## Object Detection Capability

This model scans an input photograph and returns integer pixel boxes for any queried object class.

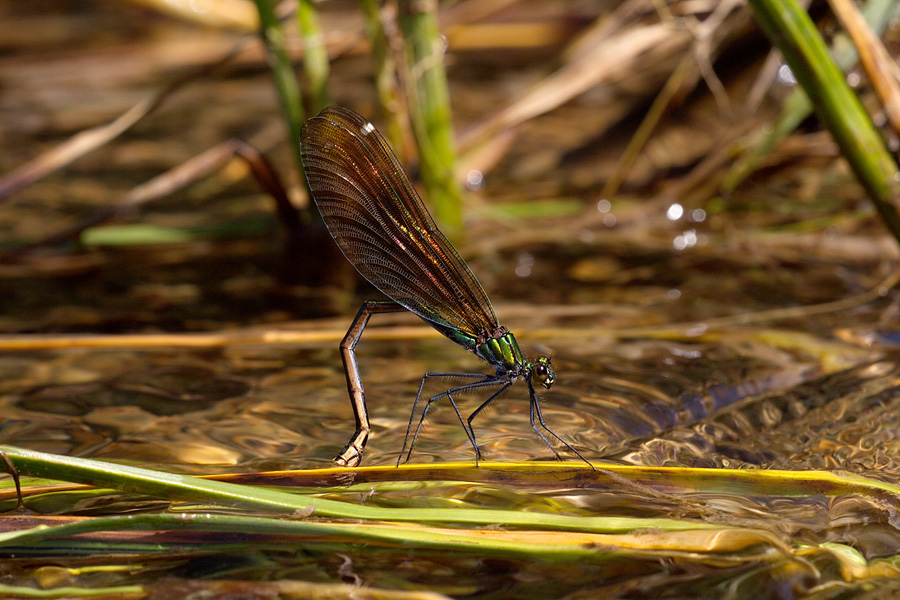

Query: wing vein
[300,106,498,338]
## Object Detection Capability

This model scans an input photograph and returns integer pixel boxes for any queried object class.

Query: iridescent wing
[300,106,498,339]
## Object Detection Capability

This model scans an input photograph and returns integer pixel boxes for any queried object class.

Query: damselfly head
[533,356,556,389]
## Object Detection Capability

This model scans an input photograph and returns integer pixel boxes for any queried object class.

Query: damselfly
[300,106,589,468]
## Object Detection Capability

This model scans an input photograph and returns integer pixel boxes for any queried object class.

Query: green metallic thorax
[475,331,526,373]
[430,323,528,375]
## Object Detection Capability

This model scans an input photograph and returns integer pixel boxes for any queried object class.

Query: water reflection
[3,327,892,480]
[3,315,900,597]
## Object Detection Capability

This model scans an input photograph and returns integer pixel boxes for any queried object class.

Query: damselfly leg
[526,378,594,466]
[399,373,501,465]
[335,300,405,468]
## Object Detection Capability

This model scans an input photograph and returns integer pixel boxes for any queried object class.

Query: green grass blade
[747,0,900,242]
[0,584,144,598]
[723,0,900,193]
[0,446,705,533]
[297,0,331,112]
[359,0,409,155]
[398,2,463,233]
[0,512,778,564]
[252,0,306,174]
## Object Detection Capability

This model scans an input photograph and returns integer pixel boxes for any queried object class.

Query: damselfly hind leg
[0,449,23,510]
[335,300,405,468]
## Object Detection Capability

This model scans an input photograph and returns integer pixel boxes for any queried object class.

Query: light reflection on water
[3,322,900,596]
[1,331,896,480]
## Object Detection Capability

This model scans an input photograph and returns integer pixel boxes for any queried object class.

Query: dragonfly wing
[300,106,498,339]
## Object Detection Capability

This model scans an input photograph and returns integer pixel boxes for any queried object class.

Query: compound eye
[534,358,555,388]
